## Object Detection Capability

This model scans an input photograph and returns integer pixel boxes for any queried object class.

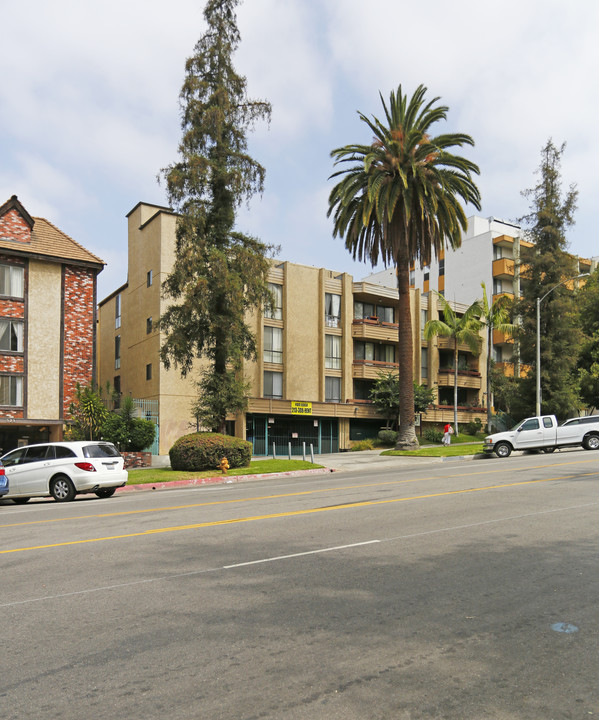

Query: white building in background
[365,215,592,377]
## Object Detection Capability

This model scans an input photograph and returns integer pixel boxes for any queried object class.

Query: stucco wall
[27,260,61,418]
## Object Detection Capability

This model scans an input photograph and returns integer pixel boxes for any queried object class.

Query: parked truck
[483,415,599,458]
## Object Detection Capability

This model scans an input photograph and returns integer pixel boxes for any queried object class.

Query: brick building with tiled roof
[0,195,104,452]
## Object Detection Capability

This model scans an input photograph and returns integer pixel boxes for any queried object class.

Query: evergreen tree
[159,0,275,433]
[514,140,582,418]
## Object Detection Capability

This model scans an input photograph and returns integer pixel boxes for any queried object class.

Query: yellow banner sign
[291,401,312,415]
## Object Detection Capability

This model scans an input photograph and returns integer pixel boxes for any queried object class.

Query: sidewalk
[120,448,483,494]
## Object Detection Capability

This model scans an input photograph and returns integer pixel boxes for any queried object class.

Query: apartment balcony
[436,369,482,389]
[492,257,515,279]
[493,329,514,345]
[424,406,486,424]
[352,359,399,380]
[495,362,533,379]
[436,336,479,353]
[492,291,515,304]
[493,234,515,248]
[352,318,398,342]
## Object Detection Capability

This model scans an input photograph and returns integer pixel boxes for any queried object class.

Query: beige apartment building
[98,202,487,455]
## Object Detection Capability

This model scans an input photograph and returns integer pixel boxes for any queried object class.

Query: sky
[1,0,598,301]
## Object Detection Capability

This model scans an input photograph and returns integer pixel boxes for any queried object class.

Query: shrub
[169,432,252,471]
[129,419,156,451]
[101,414,156,452]
[349,439,375,451]
[464,418,483,436]
[378,429,398,445]
[423,427,443,444]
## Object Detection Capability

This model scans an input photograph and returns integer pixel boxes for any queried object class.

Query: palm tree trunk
[394,243,418,450]
[453,342,459,435]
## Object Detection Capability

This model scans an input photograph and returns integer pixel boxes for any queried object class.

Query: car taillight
[74,462,96,472]
[0,466,4,475]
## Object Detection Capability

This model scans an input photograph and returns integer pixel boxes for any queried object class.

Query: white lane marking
[222,540,381,569]
[1,501,598,609]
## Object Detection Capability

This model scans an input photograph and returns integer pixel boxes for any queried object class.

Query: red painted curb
[117,467,335,493]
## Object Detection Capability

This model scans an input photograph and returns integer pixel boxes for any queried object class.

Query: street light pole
[535,273,589,416]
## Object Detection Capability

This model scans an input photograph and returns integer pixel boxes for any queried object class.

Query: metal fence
[133,399,159,455]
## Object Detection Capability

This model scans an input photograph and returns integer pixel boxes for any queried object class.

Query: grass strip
[127,459,324,485]
[382,444,484,458]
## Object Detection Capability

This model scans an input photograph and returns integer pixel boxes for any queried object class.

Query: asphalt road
[1,450,598,719]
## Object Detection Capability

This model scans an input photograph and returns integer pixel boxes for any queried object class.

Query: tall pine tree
[514,140,582,418]
[159,0,274,433]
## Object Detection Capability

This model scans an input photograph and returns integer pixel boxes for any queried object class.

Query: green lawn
[382,443,485,457]
[126,459,324,485]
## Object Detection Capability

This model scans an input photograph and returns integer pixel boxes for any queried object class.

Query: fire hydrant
[219,457,229,474]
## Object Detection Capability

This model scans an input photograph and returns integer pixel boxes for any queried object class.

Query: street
[1,450,598,719]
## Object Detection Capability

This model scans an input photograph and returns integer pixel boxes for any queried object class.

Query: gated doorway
[246,415,338,456]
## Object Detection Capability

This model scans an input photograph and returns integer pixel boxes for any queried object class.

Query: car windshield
[83,443,120,459]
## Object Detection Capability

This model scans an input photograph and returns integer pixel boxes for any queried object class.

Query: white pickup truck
[483,415,599,457]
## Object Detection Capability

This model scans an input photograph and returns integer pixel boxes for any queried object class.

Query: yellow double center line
[2,471,596,555]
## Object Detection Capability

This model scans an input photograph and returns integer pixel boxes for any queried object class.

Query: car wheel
[583,434,599,451]
[542,447,556,453]
[494,442,512,458]
[95,488,116,499]
[50,475,76,502]
[12,497,30,504]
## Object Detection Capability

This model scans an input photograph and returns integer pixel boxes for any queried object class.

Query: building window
[146,317,152,334]
[493,279,503,295]
[421,309,428,339]
[409,269,415,286]
[0,375,23,406]
[354,302,394,323]
[325,376,341,403]
[353,379,374,401]
[264,370,282,399]
[354,301,374,319]
[115,335,121,370]
[325,293,341,328]
[113,376,121,409]
[439,258,445,276]
[0,320,23,352]
[354,341,395,363]
[115,293,121,329]
[493,245,503,260]
[421,347,428,379]
[264,283,283,320]
[264,326,283,364]
[423,266,430,282]
[493,346,503,362]
[325,335,341,369]
[0,265,24,298]
[147,270,153,287]
[146,363,152,380]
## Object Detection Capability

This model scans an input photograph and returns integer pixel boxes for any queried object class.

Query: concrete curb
[117,467,335,493]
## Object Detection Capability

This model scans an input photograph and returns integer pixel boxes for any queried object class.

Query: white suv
[2,441,128,503]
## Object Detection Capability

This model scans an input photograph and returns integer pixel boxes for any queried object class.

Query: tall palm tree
[424,291,483,435]
[479,282,516,432]
[328,84,481,449]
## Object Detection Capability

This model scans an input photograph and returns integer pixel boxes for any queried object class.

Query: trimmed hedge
[169,432,252,471]
[378,429,398,445]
